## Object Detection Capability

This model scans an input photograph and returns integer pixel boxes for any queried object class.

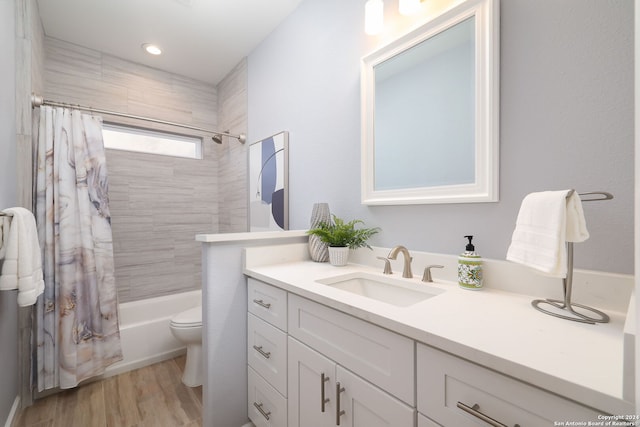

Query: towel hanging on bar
[506,189,589,277]
[0,207,45,306]
[509,189,614,324]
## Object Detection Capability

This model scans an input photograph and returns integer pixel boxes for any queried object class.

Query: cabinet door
[288,337,335,427]
[335,366,414,427]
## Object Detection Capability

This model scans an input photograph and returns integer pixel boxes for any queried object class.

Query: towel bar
[531,191,613,325]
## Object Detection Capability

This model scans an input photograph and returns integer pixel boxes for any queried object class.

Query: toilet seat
[170,306,202,328]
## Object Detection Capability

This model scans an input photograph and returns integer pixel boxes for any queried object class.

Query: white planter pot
[328,246,350,266]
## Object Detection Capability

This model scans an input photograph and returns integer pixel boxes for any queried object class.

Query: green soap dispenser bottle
[458,235,483,290]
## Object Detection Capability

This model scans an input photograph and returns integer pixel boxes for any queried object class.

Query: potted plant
[307,215,380,266]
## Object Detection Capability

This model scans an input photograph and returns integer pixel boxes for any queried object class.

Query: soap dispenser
[458,235,483,290]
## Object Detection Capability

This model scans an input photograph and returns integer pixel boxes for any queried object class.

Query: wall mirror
[361,0,499,205]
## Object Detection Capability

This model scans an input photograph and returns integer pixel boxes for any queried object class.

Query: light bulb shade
[399,0,421,16]
[365,0,384,35]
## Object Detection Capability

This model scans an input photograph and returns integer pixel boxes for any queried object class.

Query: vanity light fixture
[365,0,384,35]
[399,0,421,15]
[142,43,162,56]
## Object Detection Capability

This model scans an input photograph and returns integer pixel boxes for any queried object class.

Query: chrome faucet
[387,246,413,278]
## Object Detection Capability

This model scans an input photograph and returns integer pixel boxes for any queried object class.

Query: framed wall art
[248,131,289,231]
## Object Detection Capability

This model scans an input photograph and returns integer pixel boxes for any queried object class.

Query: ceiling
[36,0,303,86]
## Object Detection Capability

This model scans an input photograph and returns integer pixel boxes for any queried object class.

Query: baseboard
[4,396,20,427]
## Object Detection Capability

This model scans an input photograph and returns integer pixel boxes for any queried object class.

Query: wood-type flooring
[14,356,202,427]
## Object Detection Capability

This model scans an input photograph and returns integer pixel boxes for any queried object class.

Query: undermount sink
[316,272,444,307]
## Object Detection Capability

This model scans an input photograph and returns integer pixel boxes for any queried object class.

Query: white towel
[506,190,589,278]
[0,207,45,306]
[0,215,10,260]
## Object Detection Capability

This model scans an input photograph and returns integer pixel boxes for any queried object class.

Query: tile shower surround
[43,37,248,302]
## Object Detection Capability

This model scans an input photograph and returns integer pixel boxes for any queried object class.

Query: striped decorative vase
[308,203,331,262]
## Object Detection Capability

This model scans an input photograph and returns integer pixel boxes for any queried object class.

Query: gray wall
[248,0,634,274]
[217,58,249,233]
[0,0,19,422]
[43,37,222,302]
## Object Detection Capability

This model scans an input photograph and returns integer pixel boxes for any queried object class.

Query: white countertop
[243,245,634,415]
[196,229,308,243]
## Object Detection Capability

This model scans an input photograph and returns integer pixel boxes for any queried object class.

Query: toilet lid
[170,306,202,327]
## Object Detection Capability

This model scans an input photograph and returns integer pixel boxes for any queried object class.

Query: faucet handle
[422,265,444,283]
[376,257,393,275]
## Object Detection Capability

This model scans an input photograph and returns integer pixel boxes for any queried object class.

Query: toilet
[169,305,203,387]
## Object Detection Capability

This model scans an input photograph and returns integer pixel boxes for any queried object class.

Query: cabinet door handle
[253,299,272,309]
[252,345,271,359]
[320,373,330,412]
[253,402,271,420]
[456,402,520,427]
[336,382,345,425]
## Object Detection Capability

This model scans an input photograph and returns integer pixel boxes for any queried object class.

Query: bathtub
[104,290,202,377]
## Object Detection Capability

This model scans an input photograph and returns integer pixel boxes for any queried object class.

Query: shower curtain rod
[30,93,246,144]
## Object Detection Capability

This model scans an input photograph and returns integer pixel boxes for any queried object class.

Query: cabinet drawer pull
[456,402,520,427]
[253,402,271,420]
[321,373,330,412]
[336,382,345,425]
[253,299,272,309]
[252,345,271,359]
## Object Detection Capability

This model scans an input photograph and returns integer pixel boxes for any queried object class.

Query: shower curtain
[33,106,122,391]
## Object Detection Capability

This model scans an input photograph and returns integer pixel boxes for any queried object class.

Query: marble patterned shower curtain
[33,106,122,391]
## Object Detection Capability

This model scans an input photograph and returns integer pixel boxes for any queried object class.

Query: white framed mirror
[361,0,499,205]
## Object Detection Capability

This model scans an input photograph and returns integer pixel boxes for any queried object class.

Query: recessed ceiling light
[142,43,162,56]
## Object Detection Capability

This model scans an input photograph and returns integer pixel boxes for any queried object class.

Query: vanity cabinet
[417,343,603,425]
[247,279,416,427]
[247,279,289,427]
[247,277,611,427]
[288,336,414,427]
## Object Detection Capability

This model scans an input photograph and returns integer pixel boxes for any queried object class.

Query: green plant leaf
[307,214,380,249]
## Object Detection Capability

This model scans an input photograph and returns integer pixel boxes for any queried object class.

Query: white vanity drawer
[248,313,287,396]
[248,278,287,331]
[417,343,603,426]
[288,294,414,405]
[248,366,287,427]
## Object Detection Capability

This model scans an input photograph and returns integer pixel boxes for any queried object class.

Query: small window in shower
[102,123,203,159]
